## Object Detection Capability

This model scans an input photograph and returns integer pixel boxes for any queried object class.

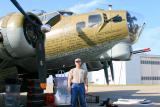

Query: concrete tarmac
[0,85,160,107]
[87,85,160,107]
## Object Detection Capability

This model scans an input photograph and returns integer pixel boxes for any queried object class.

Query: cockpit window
[112,15,122,23]
[88,14,102,27]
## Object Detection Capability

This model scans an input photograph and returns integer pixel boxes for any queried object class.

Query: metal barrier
[5,85,20,107]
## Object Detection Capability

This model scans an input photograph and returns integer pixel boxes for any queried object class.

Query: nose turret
[127,12,145,43]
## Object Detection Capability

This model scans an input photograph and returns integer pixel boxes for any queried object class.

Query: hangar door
[140,56,160,84]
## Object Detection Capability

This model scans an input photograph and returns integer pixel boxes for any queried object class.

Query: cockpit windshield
[127,12,145,43]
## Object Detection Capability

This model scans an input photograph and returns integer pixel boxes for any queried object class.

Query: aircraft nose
[127,11,145,43]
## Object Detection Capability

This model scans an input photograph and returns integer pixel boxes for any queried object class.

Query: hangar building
[88,54,160,85]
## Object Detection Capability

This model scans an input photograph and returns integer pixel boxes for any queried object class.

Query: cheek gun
[132,48,151,54]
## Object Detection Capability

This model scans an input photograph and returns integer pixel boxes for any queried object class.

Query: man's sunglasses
[75,61,81,63]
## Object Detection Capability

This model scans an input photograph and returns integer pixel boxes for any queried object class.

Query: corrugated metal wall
[140,56,160,84]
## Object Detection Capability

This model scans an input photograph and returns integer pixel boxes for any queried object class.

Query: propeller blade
[102,61,109,84]
[36,32,47,89]
[108,61,114,81]
[10,0,39,26]
[46,14,61,26]
[10,0,47,89]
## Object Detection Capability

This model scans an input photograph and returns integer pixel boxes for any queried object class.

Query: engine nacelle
[86,61,103,71]
[99,41,132,61]
[0,12,41,58]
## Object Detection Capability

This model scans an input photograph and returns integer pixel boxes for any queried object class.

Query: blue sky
[0,0,160,55]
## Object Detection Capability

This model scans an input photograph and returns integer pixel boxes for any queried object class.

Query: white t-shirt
[68,68,88,83]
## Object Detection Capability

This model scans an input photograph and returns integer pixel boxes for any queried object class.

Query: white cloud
[68,0,107,13]
[133,26,160,55]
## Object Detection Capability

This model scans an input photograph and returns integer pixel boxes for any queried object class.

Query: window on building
[156,61,159,64]
[145,77,147,80]
[155,77,157,80]
[88,14,102,27]
[141,76,160,81]
[141,60,144,64]
[148,77,150,80]
[143,60,145,64]
[141,77,143,80]
[145,60,147,64]
[151,61,153,65]
[152,61,154,65]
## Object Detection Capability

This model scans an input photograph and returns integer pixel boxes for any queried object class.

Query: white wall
[88,61,127,85]
[113,61,127,85]
[88,70,107,85]
[125,54,141,84]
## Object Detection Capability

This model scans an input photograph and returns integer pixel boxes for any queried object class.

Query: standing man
[68,58,88,107]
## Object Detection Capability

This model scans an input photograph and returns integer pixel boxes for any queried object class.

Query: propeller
[101,61,114,84]
[108,61,114,81]
[10,0,51,89]
[10,0,39,27]
[101,61,109,84]
[46,14,61,26]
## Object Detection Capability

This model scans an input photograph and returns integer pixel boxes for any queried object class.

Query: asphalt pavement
[0,85,160,107]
